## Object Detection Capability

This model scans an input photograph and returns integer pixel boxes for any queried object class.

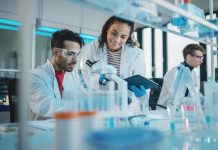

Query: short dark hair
[183,44,206,59]
[51,29,84,49]
[98,16,139,48]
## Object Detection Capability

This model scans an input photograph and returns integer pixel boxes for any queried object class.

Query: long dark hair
[98,16,138,48]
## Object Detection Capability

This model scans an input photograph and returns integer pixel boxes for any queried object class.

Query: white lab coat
[80,40,147,112]
[157,63,199,107]
[29,60,86,120]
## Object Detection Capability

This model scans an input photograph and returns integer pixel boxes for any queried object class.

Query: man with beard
[30,29,85,120]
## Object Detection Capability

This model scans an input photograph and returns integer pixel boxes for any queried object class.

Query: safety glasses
[58,48,80,57]
[191,54,204,60]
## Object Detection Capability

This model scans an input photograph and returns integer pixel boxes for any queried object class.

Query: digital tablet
[124,75,159,90]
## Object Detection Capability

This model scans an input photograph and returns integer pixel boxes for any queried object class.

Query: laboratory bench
[0,110,218,150]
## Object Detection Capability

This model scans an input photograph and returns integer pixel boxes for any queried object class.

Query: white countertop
[1,110,218,150]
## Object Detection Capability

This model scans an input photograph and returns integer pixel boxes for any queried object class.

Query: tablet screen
[124,75,159,90]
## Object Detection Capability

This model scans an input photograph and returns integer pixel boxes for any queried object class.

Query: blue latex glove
[99,74,109,85]
[130,85,146,97]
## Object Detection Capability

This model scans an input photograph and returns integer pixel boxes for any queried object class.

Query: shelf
[73,0,218,48]
[0,69,19,72]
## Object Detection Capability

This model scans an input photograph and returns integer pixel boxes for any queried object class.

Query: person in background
[80,16,147,112]
[157,43,206,107]
[29,29,85,120]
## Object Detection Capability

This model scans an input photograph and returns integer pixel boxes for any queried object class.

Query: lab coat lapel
[101,44,108,63]
[47,60,62,99]
[120,46,129,78]
[54,77,62,99]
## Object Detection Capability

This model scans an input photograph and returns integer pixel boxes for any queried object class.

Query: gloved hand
[99,74,109,85]
[130,85,146,97]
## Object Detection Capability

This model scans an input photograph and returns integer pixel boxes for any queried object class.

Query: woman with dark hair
[81,16,147,112]
[98,16,139,50]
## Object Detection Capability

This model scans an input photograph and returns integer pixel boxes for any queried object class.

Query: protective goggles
[58,48,80,57]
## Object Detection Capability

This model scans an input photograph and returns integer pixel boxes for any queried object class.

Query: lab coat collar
[183,61,194,71]
[46,60,55,75]
[102,43,126,53]
[179,61,194,71]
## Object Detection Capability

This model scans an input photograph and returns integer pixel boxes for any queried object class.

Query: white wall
[41,0,110,36]
[0,0,111,70]
[0,0,37,22]
[0,0,110,36]
[142,28,152,78]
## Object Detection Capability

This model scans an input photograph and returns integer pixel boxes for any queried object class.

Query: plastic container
[171,1,205,34]
[180,97,202,132]
[54,112,80,150]
[204,77,218,127]
[199,19,218,38]
[54,111,97,150]
[86,127,163,150]
[77,111,98,150]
